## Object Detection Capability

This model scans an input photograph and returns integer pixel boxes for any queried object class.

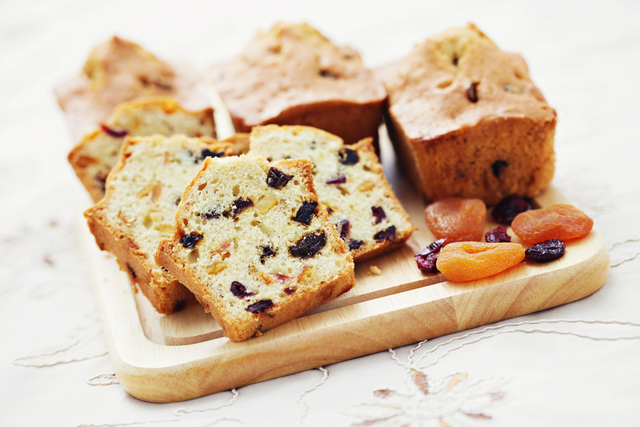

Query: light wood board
[80,128,609,403]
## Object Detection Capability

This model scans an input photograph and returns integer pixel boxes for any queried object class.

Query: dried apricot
[424,198,486,242]
[511,204,593,244]
[436,242,525,282]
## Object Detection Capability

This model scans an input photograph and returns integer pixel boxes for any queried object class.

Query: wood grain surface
[80,128,609,402]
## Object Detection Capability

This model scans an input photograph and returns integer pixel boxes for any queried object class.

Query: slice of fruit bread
[68,97,216,202]
[248,125,414,261]
[155,155,355,342]
[84,134,237,314]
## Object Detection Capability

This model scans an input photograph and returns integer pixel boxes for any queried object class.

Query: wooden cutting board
[80,127,609,403]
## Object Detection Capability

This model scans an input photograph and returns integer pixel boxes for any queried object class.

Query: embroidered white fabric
[1,1,640,426]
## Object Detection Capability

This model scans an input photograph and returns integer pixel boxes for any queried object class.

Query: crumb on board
[369,265,382,276]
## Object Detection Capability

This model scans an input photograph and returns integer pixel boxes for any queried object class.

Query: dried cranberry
[289,232,327,258]
[293,201,318,226]
[230,281,256,298]
[374,226,396,242]
[201,149,225,159]
[337,219,350,241]
[491,160,508,178]
[100,124,128,138]
[414,238,448,273]
[180,232,203,248]
[371,206,386,224]
[466,82,479,103]
[267,167,293,189]
[326,174,347,185]
[260,244,276,263]
[339,149,359,165]
[284,287,296,295]
[246,299,274,313]
[231,197,254,218]
[348,239,364,250]
[491,194,532,225]
[525,239,566,262]
[485,226,511,243]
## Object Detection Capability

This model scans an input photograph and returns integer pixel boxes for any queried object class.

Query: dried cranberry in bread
[211,23,386,144]
[84,134,237,314]
[382,24,556,205]
[248,125,414,261]
[68,97,216,202]
[155,155,355,342]
[55,36,210,140]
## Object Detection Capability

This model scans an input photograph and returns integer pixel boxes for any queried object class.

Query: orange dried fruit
[511,204,593,244]
[424,197,486,242]
[436,242,525,282]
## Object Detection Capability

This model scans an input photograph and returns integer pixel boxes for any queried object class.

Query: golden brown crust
[382,23,556,205]
[212,23,386,144]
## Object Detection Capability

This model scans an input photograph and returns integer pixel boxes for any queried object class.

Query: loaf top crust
[382,23,557,141]
[212,22,387,127]
[55,36,210,140]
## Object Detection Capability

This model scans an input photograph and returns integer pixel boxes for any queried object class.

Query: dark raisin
[326,207,334,215]
[161,266,169,272]
[126,263,137,279]
[260,244,276,263]
[289,232,327,258]
[326,174,347,185]
[284,287,296,295]
[293,201,318,225]
[336,219,351,241]
[414,238,448,273]
[491,194,532,225]
[152,80,173,90]
[371,206,386,224]
[319,69,339,79]
[466,82,479,103]
[485,226,512,243]
[267,167,293,189]
[491,160,508,178]
[201,149,225,159]
[231,197,254,218]
[202,208,221,219]
[339,148,359,165]
[175,197,181,206]
[374,226,396,242]
[230,281,256,298]
[180,232,203,248]
[348,239,364,250]
[525,239,566,262]
[246,299,274,313]
[95,173,107,193]
[100,124,128,138]
[173,299,186,312]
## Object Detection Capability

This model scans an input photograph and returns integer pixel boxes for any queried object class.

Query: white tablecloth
[2,1,639,425]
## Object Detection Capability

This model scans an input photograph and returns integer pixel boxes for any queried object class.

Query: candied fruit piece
[339,148,359,165]
[266,167,293,189]
[371,206,386,224]
[289,232,327,258]
[485,226,511,243]
[491,194,531,225]
[246,299,274,314]
[414,238,448,273]
[511,204,593,244]
[180,232,203,248]
[424,198,486,242]
[374,226,396,242]
[436,242,525,282]
[293,201,318,226]
[230,281,256,298]
[525,239,566,262]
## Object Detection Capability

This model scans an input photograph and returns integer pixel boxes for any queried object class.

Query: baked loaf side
[68,97,216,202]
[383,23,556,205]
[55,36,210,140]
[84,134,237,314]
[155,156,355,342]
[248,125,414,261]
[212,22,387,144]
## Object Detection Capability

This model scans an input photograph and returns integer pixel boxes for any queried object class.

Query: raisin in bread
[55,36,210,140]
[68,97,216,202]
[211,22,386,144]
[381,23,556,205]
[248,125,414,261]
[155,155,355,342]
[84,134,237,314]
